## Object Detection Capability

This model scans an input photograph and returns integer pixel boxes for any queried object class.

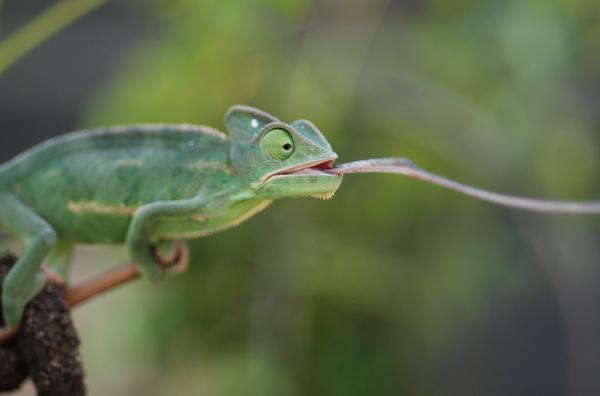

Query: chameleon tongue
[326,158,600,215]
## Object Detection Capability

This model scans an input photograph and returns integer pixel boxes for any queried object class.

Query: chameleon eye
[261,128,295,161]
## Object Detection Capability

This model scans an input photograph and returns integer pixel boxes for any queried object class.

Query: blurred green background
[1,0,600,395]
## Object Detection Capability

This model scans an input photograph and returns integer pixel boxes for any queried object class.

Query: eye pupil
[261,128,294,161]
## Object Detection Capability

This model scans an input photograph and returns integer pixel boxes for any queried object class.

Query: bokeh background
[1,0,600,395]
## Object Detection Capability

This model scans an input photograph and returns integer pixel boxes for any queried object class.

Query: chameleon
[1,104,599,329]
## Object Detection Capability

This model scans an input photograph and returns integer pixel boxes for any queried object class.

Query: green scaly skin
[0,105,342,327]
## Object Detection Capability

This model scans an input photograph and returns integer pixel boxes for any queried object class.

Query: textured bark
[0,255,86,395]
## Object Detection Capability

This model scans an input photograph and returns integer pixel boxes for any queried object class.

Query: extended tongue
[326,158,600,215]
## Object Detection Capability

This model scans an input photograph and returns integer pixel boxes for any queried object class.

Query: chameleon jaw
[257,157,342,199]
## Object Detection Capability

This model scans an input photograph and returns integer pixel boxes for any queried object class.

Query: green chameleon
[1,105,599,329]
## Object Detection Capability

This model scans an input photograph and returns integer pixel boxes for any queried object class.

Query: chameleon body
[2,105,599,329]
[0,105,342,326]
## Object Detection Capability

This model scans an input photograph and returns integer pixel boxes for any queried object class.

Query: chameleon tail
[326,158,600,215]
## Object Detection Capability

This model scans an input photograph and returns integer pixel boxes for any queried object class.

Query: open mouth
[262,158,338,183]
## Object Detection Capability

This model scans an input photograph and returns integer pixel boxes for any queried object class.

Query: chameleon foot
[2,272,47,327]
[152,240,189,275]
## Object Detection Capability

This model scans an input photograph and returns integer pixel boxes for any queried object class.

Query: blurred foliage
[74,0,600,395]
[0,0,109,74]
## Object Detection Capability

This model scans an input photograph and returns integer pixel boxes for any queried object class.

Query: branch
[64,263,140,307]
[0,241,189,345]
[0,263,140,345]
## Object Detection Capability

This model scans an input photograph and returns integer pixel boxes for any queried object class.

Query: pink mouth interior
[315,160,335,170]
[284,159,336,175]
[263,159,338,183]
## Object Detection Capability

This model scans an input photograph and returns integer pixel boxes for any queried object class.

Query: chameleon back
[0,125,236,243]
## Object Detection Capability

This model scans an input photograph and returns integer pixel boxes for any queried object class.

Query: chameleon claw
[169,241,189,274]
[152,240,189,275]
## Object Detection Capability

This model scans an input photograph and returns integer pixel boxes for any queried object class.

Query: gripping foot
[152,240,189,275]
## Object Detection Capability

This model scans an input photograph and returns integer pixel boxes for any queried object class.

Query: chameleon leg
[46,241,73,285]
[0,192,56,327]
[126,195,207,282]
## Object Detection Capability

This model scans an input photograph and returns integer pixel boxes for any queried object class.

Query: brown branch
[0,263,141,345]
[0,240,189,345]
[64,263,140,307]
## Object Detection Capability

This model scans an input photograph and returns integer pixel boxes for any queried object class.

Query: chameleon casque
[1,104,599,330]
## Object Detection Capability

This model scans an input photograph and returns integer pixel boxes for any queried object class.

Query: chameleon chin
[0,104,598,330]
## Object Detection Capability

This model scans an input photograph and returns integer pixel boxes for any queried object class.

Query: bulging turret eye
[261,128,295,161]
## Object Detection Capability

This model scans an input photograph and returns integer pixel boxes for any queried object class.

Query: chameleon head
[225,105,343,200]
